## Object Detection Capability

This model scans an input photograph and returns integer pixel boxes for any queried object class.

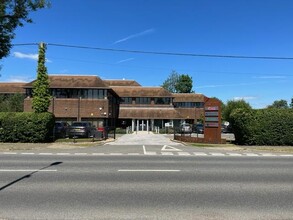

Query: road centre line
[118,169,181,172]
[142,145,147,154]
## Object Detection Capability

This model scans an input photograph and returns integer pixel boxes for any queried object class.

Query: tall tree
[223,99,252,123]
[267,99,289,109]
[162,71,194,93]
[32,42,51,113]
[0,0,49,59]
[175,74,193,93]
[161,70,179,93]
[290,98,293,108]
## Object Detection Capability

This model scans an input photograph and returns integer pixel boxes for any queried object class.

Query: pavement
[0,131,293,154]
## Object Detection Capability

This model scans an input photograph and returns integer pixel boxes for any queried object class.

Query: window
[121,97,132,104]
[135,97,151,104]
[174,102,204,108]
[154,97,171,105]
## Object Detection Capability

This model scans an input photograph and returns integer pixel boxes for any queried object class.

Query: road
[1,151,293,220]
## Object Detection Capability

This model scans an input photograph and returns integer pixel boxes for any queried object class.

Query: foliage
[162,70,193,93]
[222,99,252,123]
[161,70,179,93]
[0,112,55,143]
[32,43,51,113]
[175,74,193,93]
[0,93,24,112]
[267,99,289,109]
[0,0,49,59]
[230,108,293,146]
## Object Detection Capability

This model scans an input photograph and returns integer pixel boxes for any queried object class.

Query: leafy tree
[0,0,49,59]
[0,93,24,112]
[267,99,289,109]
[161,70,179,93]
[162,71,193,93]
[290,98,293,108]
[32,42,51,113]
[175,74,193,93]
[223,99,252,123]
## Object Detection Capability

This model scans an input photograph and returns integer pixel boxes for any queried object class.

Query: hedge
[0,112,55,143]
[230,108,293,146]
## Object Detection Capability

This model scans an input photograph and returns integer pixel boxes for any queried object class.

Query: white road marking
[2,152,17,155]
[227,153,242,156]
[110,153,123,155]
[260,153,276,157]
[244,153,259,157]
[280,154,293,157]
[210,153,225,156]
[178,152,191,156]
[145,152,157,155]
[92,153,105,155]
[127,153,140,155]
[56,153,71,155]
[21,153,35,155]
[118,169,181,172]
[0,169,57,172]
[38,153,53,155]
[142,145,147,154]
[161,152,174,155]
[193,152,208,156]
[161,145,182,152]
[74,153,88,155]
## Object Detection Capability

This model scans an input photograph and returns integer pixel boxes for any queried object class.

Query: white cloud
[13,52,38,61]
[116,58,134,64]
[113,28,155,44]
[195,82,267,89]
[253,75,286,79]
[13,52,52,62]
[233,96,258,101]
[7,76,34,83]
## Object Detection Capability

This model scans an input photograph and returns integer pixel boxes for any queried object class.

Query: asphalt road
[1,153,293,220]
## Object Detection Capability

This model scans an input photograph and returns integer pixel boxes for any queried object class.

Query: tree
[161,70,179,93]
[290,98,293,108]
[222,99,252,123]
[0,93,24,112]
[267,99,289,109]
[175,74,193,93]
[0,0,49,59]
[162,71,194,93]
[32,42,51,113]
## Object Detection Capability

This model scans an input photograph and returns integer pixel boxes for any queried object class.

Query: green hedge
[230,108,293,146]
[0,112,55,143]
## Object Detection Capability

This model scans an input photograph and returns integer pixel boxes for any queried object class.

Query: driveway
[108,131,182,146]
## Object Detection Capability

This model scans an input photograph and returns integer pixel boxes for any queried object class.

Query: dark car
[68,121,96,138]
[54,121,69,138]
[192,124,204,134]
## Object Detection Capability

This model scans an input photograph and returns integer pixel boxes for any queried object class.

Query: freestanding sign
[204,98,222,144]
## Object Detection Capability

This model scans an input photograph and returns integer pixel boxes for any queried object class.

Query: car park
[67,121,96,138]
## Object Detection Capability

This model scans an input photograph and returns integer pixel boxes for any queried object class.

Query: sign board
[205,112,218,116]
[205,117,219,122]
[205,123,219,127]
[205,106,219,111]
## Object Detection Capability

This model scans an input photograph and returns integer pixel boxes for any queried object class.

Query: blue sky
[1,0,293,108]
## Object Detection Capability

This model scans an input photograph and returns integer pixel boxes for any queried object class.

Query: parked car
[180,123,192,134]
[54,121,69,138]
[67,121,96,138]
[221,124,232,133]
[192,124,204,134]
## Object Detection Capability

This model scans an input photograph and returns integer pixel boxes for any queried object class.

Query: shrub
[0,112,55,143]
[230,108,293,146]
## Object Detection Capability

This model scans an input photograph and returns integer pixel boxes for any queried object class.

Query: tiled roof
[104,79,141,87]
[25,75,108,88]
[0,83,26,93]
[172,93,205,102]
[112,86,172,97]
[119,107,183,119]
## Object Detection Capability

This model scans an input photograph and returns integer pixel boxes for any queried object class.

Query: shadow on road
[0,162,63,191]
